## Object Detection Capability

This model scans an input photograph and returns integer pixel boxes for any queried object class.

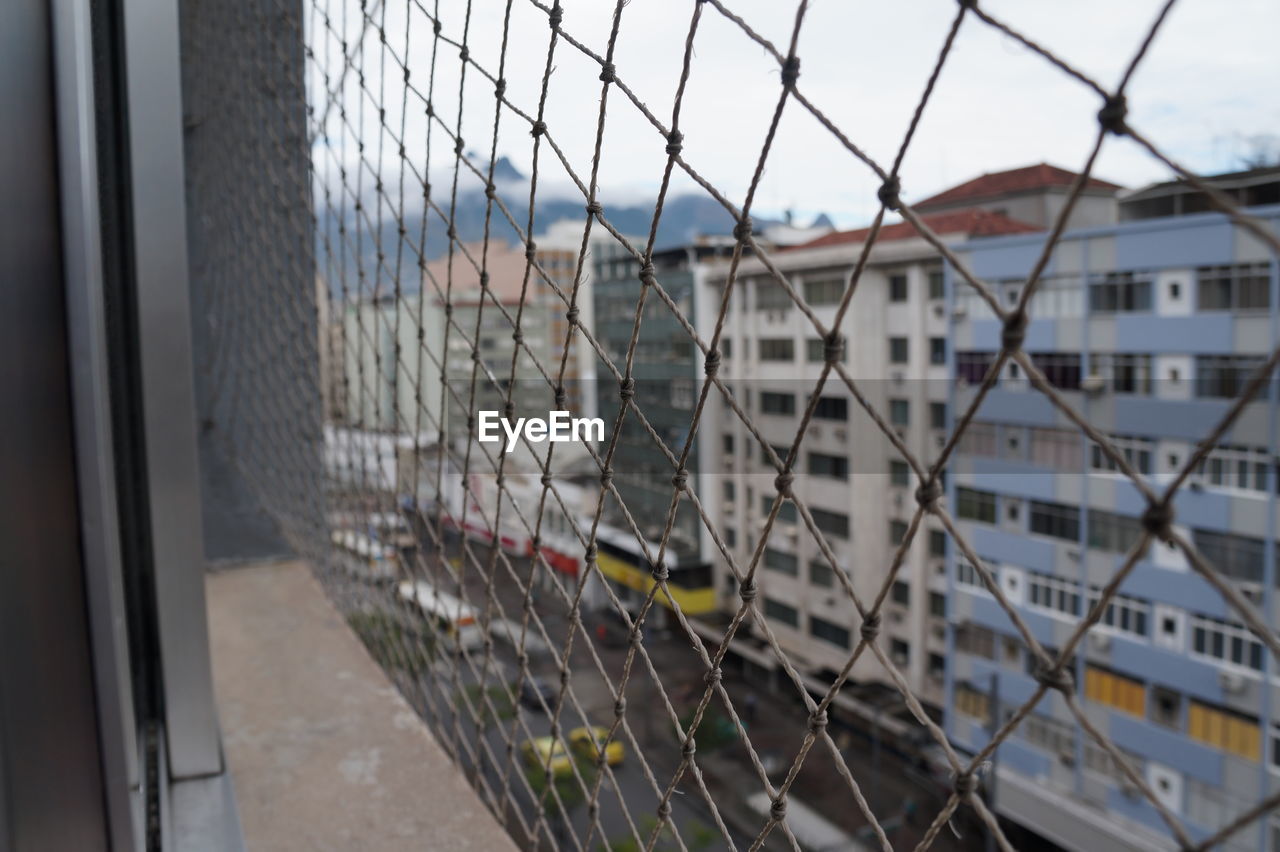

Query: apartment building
[698,172,1078,709]
[945,171,1280,851]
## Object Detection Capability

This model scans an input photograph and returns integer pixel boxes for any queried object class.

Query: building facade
[945,196,1280,851]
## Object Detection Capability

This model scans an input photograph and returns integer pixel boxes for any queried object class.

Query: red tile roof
[914,163,1123,209]
[790,207,1041,251]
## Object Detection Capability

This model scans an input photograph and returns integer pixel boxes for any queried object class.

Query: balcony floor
[206,560,515,851]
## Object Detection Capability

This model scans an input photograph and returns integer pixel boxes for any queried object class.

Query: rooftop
[789,206,1042,251]
[913,162,1124,209]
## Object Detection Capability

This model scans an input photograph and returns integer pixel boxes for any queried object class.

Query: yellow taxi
[520,736,573,778]
[568,726,625,767]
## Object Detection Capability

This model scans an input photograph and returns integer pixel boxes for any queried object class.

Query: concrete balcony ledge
[206,561,516,851]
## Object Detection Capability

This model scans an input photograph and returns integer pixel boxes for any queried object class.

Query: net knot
[502,401,515,422]
[586,201,604,216]
[823,333,844,365]
[703,667,722,687]
[681,739,697,758]
[877,176,902,211]
[454,138,464,155]
[565,306,580,326]
[1141,501,1174,538]
[774,472,794,497]
[470,347,481,363]
[671,468,689,490]
[953,771,979,800]
[704,349,721,377]
[458,46,469,62]
[1033,658,1075,694]
[916,478,942,511]
[957,0,978,9]
[860,612,882,642]
[554,385,567,409]
[807,709,828,735]
[613,696,626,716]
[423,181,432,199]
[739,579,758,603]
[656,800,672,820]
[531,534,542,550]
[432,19,441,35]
[733,217,754,241]
[548,5,563,28]
[619,378,635,401]
[511,329,523,344]
[494,78,506,97]
[530,120,547,138]
[479,271,490,287]
[665,130,684,156]
[447,225,457,240]
[426,103,434,119]
[650,560,669,582]
[770,797,787,821]
[600,467,614,489]
[443,303,453,318]
[639,263,656,284]
[485,182,496,199]
[584,543,598,563]
[1098,93,1128,135]
[1001,308,1028,351]
[598,62,617,83]
[524,240,537,260]
[630,625,644,646]
[780,55,801,89]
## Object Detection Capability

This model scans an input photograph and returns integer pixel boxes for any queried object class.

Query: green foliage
[524,752,598,821]
[604,815,715,852]
[346,609,435,673]
[457,682,517,725]
[676,707,738,753]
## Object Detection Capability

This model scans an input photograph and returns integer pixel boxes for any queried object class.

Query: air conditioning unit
[893,492,904,508]
[809,425,822,439]
[1080,375,1106,394]
[785,525,799,542]
[1089,631,1112,652]
[1120,778,1141,800]
[834,428,848,442]
[1187,475,1205,492]
[953,303,968,317]
[891,371,905,385]
[932,303,945,318]
[932,625,945,641]
[889,610,904,624]
[1219,670,1248,694]
[1239,583,1263,606]
[723,501,736,515]
[1057,747,1076,767]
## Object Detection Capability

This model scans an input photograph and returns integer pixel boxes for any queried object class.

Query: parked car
[520,737,573,778]
[568,726,625,767]
[519,675,557,711]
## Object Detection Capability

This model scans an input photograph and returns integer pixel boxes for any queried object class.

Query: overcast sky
[312,0,1280,230]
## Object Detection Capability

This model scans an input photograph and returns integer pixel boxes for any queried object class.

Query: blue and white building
[944,173,1280,851]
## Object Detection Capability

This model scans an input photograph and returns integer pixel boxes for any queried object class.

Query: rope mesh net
[205,0,1280,848]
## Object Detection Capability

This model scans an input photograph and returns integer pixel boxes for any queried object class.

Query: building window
[807,452,849,480]
[889,273,908,302]
[1027,571,1080,617]
[763,496,799,524]
[928,529,947,557]
[929,337,946,365]
[720,338,731,360]
[955,624,996,659]
[809,559,834,588]
[929,591,946,618]
[1193,529,1266,586]
[812,395,848,421]
[1019,712,1076,756]
[725,527,737,548]
[804,276,846,306]
[810,615,851,649]
[955,683,990,722]
[927,268,945,300]
[1195,444,1276,494]
[1089,271,1153,313]
[760,391,796,415]
[956,351,996,385]
[930,401,947,430]
[1086,586,1149,637]
[1196,355,1270,400]
[1084,666,1145,717]
[1191,614,1265,672]
[722,480,736,501]
[889,460,910,487]
[889,398,909,426]
[1086,509,1144,555]
[807,336,847,363]
[763,597,800,628]
[1029,500,1080,541]
[891,580,910,605]
[1188,700,1260,761]
[1270,725,1280,774]
[956,560,986,589]
[1028,352,1083,390]
[759,338,796,362]
[1091,434,1153,475]
[889,520,908,545]
[956,487,997,523]
[1084,740,1141,783]
[811,508,851,539]
[1151,687,1181,729]
[959,422,998,458]
[1196,262,1271,311]
[764,547,799,576]
[756,279,793,311]
[1029,427,1081,470]
[888,336,909,364]
[722,434,735,455]
[890,638,910,665]
[1091,353,1154,395]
